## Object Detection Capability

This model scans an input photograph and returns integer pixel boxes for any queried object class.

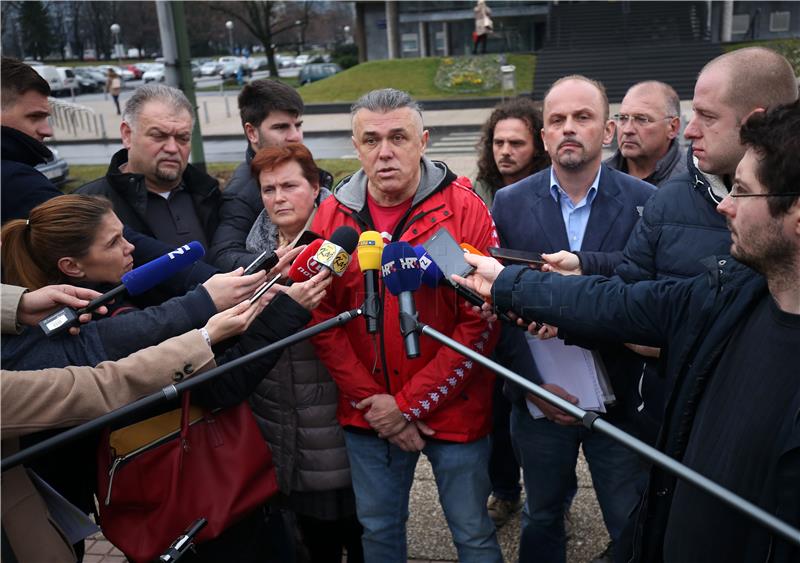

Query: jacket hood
[1,126,52,166]
[334,157,454,212]
[687,146,728,206]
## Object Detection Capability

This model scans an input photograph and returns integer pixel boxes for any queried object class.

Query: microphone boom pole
[414,320,800,549]
[1,309,363,472]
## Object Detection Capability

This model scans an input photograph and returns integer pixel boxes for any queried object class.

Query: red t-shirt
[367,193,413,244]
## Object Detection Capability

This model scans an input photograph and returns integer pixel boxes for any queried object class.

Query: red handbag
[96,393,278,562]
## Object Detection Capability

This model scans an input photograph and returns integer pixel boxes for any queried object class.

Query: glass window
[769,11,790,32]
[402,33,419,54]
[731,14,750,35]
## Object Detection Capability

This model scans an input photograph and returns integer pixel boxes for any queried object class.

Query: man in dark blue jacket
[492,75,654,563]
[541,47,798,443]
[458,100,800,563]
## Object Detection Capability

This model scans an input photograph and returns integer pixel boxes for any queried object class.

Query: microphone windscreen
[121,241,205,296]
[358,231,384,272]
[288,239,324,283]
[459,242,485,256]
[329,226,359,255]
[381,241,422,296]
[413,244,443,288]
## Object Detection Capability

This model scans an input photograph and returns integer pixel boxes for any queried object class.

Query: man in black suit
[491,75,654,563]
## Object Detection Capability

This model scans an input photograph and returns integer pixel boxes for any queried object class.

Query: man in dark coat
[78,84,220,254]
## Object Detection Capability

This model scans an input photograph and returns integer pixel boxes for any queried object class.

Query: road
[55,129,483,165]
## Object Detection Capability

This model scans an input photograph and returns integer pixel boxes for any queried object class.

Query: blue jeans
[510,404,646,563]
[344,431,503,563]
[490,379,521,501]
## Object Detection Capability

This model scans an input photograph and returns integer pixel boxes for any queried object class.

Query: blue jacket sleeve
[96,286,218,361]
[192,292,312,409]
[208,162,263,271]
[492,265,692,348]
[575,250,624,277]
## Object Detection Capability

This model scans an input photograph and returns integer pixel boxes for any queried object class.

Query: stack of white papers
[525,335,615,419]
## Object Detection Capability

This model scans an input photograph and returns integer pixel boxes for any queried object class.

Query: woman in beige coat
[1,283,263,563]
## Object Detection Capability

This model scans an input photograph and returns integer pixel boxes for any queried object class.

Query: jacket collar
[334,157,453,212]
[686,146,728,206]
[1,126,52,166]
[104,148,219,200]
[527,163,624,252]
[604,138,683,186]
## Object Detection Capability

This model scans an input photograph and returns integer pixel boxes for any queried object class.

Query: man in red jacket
[310,88,503,563]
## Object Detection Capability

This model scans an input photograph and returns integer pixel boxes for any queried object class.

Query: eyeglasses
[613,114,676,127]
[728,187,800,199]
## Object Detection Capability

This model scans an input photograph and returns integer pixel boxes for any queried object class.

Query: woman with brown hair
[243,143,364,563]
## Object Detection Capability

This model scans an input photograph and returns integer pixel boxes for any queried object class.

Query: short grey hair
[351,88,424,125]
[122,84,195,129]
[627,81,681,118]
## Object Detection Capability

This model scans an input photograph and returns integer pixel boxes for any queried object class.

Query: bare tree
[210,1,308,77]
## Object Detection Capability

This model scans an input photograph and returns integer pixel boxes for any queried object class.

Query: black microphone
[38,241,206,337]
[382,241,422,358]
[357,231,384,334]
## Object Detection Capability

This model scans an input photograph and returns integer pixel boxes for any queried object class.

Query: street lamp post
[110,23,122,66]
[225,20,234,55]
[295,19,303,55]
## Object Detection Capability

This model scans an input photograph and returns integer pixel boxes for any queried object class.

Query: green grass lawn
[298,54,536,103]
[65,159,361,192]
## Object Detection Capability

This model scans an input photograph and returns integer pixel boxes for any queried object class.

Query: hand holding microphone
[39,241,207,337]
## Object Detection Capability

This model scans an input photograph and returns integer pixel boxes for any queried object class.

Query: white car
[142,63,165,83]
[294,54,310,66]
[200,61,222,76]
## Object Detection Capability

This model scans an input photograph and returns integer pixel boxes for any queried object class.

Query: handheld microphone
[381,241,422,359]
[417,243,518,326]
[38,241,206,337]
[287,239,325,283]
[459,243,484,256]
[313,226,359,276]
[358,231,384,334]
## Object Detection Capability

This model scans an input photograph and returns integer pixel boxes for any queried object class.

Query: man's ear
[120,121,133,149]
[602,119,615,145]
[540,128,548,152]
[57,256,84,279]
[667,116,680,140]
[244,122,259,147]
[421,129,430,154]
[740,107,766,126]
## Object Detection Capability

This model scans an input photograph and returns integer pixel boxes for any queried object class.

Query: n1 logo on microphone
[167,244,191,260]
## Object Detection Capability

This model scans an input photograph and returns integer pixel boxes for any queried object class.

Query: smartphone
[294,230,322,248]
[249,273,282,305]
[422,228,474,281]
[243,250,278,275]
[488,247,546,267]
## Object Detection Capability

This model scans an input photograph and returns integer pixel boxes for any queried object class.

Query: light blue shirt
[548,167,601,251]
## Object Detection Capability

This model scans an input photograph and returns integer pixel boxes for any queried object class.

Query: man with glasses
[540,48,798,447]
[457,98,800,563]
[606,81,686,187]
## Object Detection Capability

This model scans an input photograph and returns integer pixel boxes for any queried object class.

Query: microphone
[358,231,384,334]
[313,226,359,276]
[287,239,325,283]
[459,242,484,256]
[38,241,206,337]
[413,244,443,289]
[381,241,422,359]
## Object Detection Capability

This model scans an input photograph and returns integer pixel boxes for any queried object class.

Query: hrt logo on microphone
[381,257,418,277]
[418,254,433,271]
[167,244,191,260]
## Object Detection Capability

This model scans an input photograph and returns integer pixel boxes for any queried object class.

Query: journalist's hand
[204,297,267,345]
[282,269,331,311]
[269,245,306,279]
[202,268,267,311]
[18,285,109,335]
[541,251,582,275]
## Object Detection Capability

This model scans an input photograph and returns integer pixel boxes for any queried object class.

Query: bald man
[606,81,686,187]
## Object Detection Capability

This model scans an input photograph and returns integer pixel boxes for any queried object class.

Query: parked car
[294,54,310,67]
[218,60,241,79]
[298,63,342,85]
[250,57,268,71]
[73,68,101,93]
[31,65,71,96]
[200,60,222,76]
[35,146,69,188]
[83,67,108,86]
[142,63,165,83]
[126,64,144,80]
[190,61,201,78]
[277,55,296,68]
[55,68,78,94]
[97,65,135,82]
